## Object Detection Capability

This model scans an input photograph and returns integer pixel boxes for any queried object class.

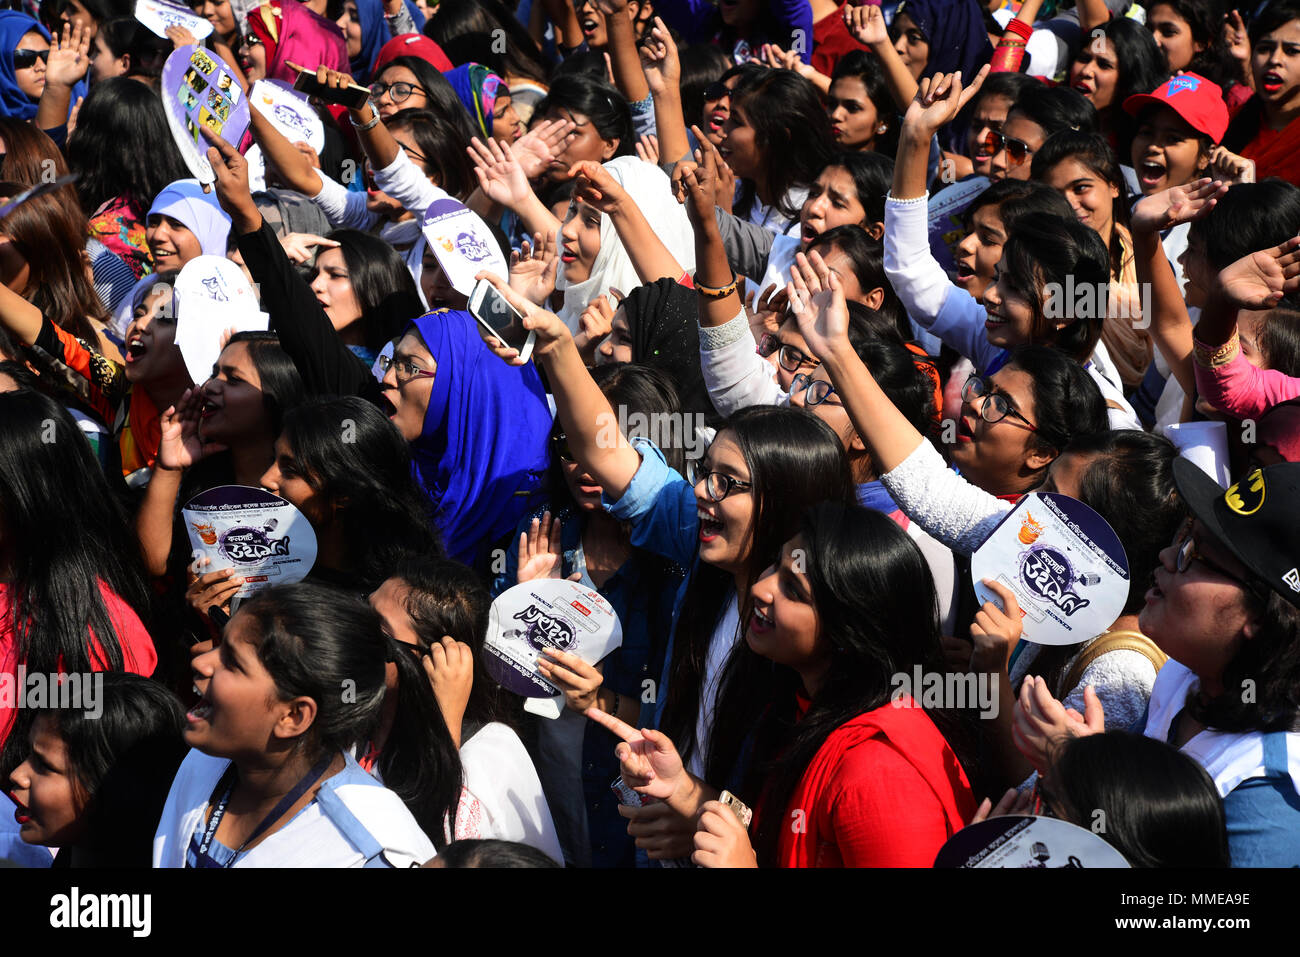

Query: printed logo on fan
[455,231,493,262]
[513,604,576,652]
[1019,546,1092,616]
[218,526,291,564]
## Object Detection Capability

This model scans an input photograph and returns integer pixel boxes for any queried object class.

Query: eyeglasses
[702,81,733,102]
[982,129,1035,168]
[551,431,575,464]
[791,372,836,407]
[961,375,1038,432]
[757,333,819,373]
[399,142,427,164]
[691,466,753,502]
[13,49,49,69]
[370,80,425,104]
[377,352,436,384]
[1172,519,1264,597]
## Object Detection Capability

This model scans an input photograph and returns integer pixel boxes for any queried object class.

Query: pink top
[1195,348,1300,420]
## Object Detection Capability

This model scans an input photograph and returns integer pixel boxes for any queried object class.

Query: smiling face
[14,31,48,101]
[559,197,602,286]
[1139,519,1257,690]
[720,103,760,181]
[694,430,756,575]
[338,1,363,59]
[701,75,741,147]
[1130,104,1208,195]
[951,365,1053,494]
[789,363,869,480]
[147,214,203,272]
[967,93,1013,179]
[827,76,879,152]
[981,255,1040,349]
[892,12,929,83]
[380,330,437,442]
[1147,3,1202,73]
[954,204,1007,302]
[799,165,866,247]
[746,534,829,681]
[9,715,86,848]
[1070,36,1120,110]
[989,112,1046,182]
[310,247,364,340]
[200,0,237,37]
[123,283,184,385]
[1043,156,1119,247]
[200,341,269,447]
[1252,19,1300,114]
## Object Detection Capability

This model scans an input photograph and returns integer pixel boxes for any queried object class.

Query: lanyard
[194,754,334,867]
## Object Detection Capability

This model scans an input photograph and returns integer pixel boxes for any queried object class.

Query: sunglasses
[13,48,49,69]
[982,129,1035,168]
[1172,519,1267,598]
[551,431,575,464]
[757,333,819,373]
[703,81,733,102]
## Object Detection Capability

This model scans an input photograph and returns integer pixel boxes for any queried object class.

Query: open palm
[1129,177,1226,235]
[1218,238,1300,310]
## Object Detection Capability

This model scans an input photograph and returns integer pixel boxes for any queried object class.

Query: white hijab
[555,155,696,332]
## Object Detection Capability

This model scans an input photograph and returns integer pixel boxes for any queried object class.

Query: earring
[876,124,888,134]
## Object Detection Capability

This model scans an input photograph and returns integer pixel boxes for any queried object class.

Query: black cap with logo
[1173,459,1300,609]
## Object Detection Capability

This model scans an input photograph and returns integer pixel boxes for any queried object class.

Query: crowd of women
[0,0,1297,870]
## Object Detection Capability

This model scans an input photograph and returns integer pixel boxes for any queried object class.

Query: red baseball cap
[372,33,453,75]
[1123,72,1229,143]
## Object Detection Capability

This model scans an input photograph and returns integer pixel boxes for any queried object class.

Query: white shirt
[689,593,741,779]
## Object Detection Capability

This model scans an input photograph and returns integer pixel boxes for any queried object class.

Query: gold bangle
[696,273,739,299]
[1193,330,1240,368]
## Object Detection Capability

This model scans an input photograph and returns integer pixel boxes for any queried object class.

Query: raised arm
[570,160,684,284]
[35,22,89,134]
[600,0,650,105]
[468,136,564,237]
[639,17,691,171]
[988,0,1042,73]
[680,129,744,328]
[250,103,325,197]
[844,3,917,110]
[892,67,989,200]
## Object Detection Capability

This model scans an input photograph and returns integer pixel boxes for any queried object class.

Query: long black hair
[1149,0,1241,91]
[1006,83,1099,142]
[232,584,388,758]
[749,503,975,865]
[731,70,835,223]
[1004,345,1109,477]
[28,673,186,867]
[806,225,909,340]
[660,406,855,787]
[96,16,171,80]
[384,109,475,201]
[1040,732,1230,867]
[1226,0,1300,150]
[375,56,478,146]
[220,331,304,438]
[279,397,441,589]
[1189,179,1300,273]
[536,73,635,159]
[823,150,894,229]
[1077,17,1167,154]
[424,0,549,85]
[319,229,424,352]
[66,77,188,215]
[679,43,734,132]
[1031,129,1132,280]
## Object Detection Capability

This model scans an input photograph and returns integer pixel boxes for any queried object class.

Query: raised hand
[1011,674,1105,773]
[422,635,474,747]
[586,705,686,801]
[635,132,660,165]
[536,647,604,713]
[512,117,576,180]
[788,250,851,362]
[517,511,564,582]
[1223,9,1250,67]
[1208,145,1255,185]
[280,232,338,264]
[1129,177,1227,235]
[473,270,572,363]
[745,283,787,340]
[165,24,198,48]
[509,230,559,305]
[638,16,681,97]
[158,387,226,471]
[902,67,991,138]
[45,21,91,88]
[570,159,628,215]
[761,42,801,72]
[968,578,1022,673]
[574,293,616,362]
[1216,236,1300,310]
[678,128,725,224]
[844,1,889,47]
[201,125,257,225]
[468,135,534,210]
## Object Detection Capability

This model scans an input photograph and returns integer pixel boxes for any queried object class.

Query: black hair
[966,177,1076,230]
[807,225,909,340]
[424,0,549,84]
[1031,129,1132,279]
[233,584,388,757]
[380,631,462,851]
[30,673,186,866]
[47,0,133,27]
[551,50,610,81]
[318,228,424,352]
[999,215,1111,363]
[589,363,686,476]
[434,838,560,867]
[718,60,769,92]
[1188,178,1300,271]
[749,503,975,865]
[220,331,304,439]
[385,108,476,201]
[375,56,478,147]
[536,73,635,158]
[660,405,855,787]
[1223,1,1300,150]
[1256,307,1300,376]
[1003,345,1109,475]
[1077,18,1167,155]
[1149,0,1240,90]
[1067,430,1187,615]
[1007,84,1099,141]
[846,328,935,438]
[279,397,441,589]
[387,554,510,733]
[96,16,171,79]
[821,150,893,227]
[731,70,836,223]
[829,49,900,158]
[1040,732,1229,867]
[679,42,733,132]
[66,77,189,215]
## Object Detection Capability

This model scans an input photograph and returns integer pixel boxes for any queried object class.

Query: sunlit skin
[90,31,128,81]
[559,198,602,286]
[745,535,831,696]
[988,112,1046,182]
[1131,104,1208,196]
[373,65,427,118]
[827,76,880,152]
[967,93,1013,178]
[13,31,48,100]
[799,165,868,247]
[1069,37,1120,111]
[146,214,203,272]
[1147,2,1203,73]
[198,340,269,449]
[8,715,87,848]
[953,204,1008,302]
[694,431,757,591]
[540,106,618,180]
[379,329,437,442]
[950,365,1054,494]
[310,247,365,344]
[1043,157,1119,250]
[892,11,929,83]
[1252,19,1300,128]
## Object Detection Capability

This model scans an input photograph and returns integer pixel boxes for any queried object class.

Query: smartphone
[468,278,536,362]
[289,64,370,110]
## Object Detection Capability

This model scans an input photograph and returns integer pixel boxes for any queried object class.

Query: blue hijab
[351,0,425,84]
[896,0,993,81]
[409,310,553,566]
[0,12,48,121]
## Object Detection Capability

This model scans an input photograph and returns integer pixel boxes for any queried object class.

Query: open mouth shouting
[954,259,976,286]
[1137,158,1167,192]
[1262,71,1286,95]
[124,334,148,365]
[186,693,215,728]
[697,507,724,543]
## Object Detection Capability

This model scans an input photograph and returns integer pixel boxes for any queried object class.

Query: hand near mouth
[157,386,228,472]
